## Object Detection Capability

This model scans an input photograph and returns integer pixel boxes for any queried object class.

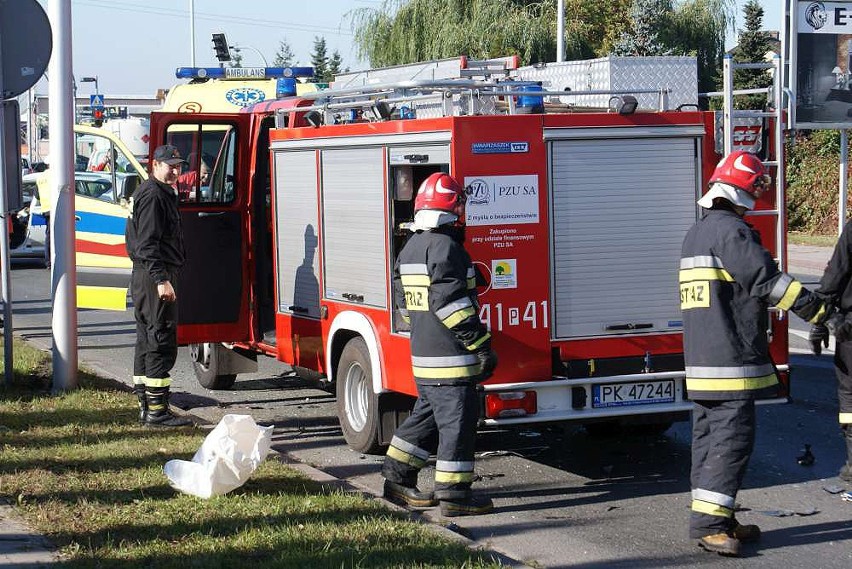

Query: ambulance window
[73,132,134,204]
[166,123,237,205]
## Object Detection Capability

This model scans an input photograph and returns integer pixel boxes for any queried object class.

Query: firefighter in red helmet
[681,151,830,556]
[381,172,497,517]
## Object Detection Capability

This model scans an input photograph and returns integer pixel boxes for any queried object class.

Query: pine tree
[273,39,295,68]
[612,0,672,56]
[327,50,344,81]
[732,0,773,109]
[310,36,329,83]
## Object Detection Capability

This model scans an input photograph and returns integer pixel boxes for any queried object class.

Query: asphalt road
[7,262,852,568]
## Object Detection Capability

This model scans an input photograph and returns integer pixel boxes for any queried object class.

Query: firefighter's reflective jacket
[680,209,828,400]
[394,227,490,384]
[817,219,852,313]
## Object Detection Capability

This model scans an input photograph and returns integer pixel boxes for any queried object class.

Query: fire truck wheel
[190,343,237,390]
[336,337,383,454]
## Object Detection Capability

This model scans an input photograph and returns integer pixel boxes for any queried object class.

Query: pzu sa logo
[225,87,266,107]
[466,179,490,205]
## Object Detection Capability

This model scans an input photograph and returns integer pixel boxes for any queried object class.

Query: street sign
[0,0,53,99]
[90,94,105,109]
[1,100,23,212]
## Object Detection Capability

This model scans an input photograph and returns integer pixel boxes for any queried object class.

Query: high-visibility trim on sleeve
[679,268,735,283]
[465,332,491,351]
[808,304,827,324]
[773,279,802,311]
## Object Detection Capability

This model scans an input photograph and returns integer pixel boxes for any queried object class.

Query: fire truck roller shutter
[321,147,387,308]
[273,150,321,319]
[549,132,701,339]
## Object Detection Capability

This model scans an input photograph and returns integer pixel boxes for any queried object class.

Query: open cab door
[150,112,253,344]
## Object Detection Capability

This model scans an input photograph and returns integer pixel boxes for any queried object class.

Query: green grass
[788,231,838,247]
[0,339,504,568]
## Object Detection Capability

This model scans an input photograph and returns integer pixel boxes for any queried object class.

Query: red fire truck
[149,56,789,453]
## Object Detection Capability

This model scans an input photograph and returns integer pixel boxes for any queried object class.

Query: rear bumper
[479,365,790,426]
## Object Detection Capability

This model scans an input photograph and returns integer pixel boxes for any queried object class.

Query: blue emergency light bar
[175,66,315,80]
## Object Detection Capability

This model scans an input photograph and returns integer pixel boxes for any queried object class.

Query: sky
[28,0,782,98]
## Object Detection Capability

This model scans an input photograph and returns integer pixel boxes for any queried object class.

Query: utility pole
[48,0,78,391]
[557,0,565,62]
[189,0,196,66]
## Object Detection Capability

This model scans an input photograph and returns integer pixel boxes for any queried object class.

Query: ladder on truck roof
[714,53,787,273]
[277,69,673,128]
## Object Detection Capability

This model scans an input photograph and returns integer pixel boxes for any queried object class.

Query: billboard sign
[796,1,852,128]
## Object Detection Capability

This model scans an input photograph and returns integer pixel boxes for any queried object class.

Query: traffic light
[212,33,231,62]
[93,108,104,127]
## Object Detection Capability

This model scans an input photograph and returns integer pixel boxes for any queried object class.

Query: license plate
[592,380,675,408]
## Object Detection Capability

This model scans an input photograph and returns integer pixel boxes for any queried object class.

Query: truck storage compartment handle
[289,305,308,314]
[198,211,225,217]
[605,322,654,331]
[341,292,365,303]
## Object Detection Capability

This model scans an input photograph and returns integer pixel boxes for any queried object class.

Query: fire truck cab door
[150,112,252,344]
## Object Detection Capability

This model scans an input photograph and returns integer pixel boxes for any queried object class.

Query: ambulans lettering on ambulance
[163,66,317,113]
[147,56,790,455]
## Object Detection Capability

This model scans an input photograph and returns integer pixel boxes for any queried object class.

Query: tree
[311,36,329,82]
[273,39,295,68]
[664,0,735,96]
[328,50,344,80]
[731,0,773,109]
[227,49,243,69]
[349,0,733,94]
[613,0,672,56]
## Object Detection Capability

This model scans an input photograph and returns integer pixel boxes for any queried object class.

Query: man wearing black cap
[125,144,192,427]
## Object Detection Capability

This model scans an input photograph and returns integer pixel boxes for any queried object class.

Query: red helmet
[413,173,466,218]
[709,151,771,198]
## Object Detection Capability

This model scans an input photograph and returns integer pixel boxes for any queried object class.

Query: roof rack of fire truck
[275,77,672,128]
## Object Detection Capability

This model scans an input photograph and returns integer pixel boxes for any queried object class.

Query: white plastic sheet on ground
[164,414,273,499]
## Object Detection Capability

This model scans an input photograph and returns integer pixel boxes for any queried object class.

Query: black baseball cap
[152,145,186,165]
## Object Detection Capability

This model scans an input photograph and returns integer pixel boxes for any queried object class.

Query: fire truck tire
[190,342,237,390]
[336,337,383,455]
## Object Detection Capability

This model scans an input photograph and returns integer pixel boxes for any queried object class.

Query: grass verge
[0,338,503,568]
[788,231,838,247]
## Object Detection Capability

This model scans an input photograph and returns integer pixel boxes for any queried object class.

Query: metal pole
[556,0,565,63]
[723,54,734,156]
[841,130,848,237]
[48,0,78,392]
[788,0,797,128]
[234,45,268,67]
[190,0,196,66]
[27,88,34,164]
[0,36,14,385]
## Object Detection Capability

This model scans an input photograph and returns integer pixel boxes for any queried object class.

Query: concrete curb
[274,452,532,568]
[0,501,58,567]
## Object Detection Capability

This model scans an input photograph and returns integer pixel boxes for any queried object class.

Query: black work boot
[383,479,437,508]
[133,385,147,423]
[698,533,741,556]
[731,520,761,543]
[840,428,852,482]
[439,495,494,517]
[144,387,193,427]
